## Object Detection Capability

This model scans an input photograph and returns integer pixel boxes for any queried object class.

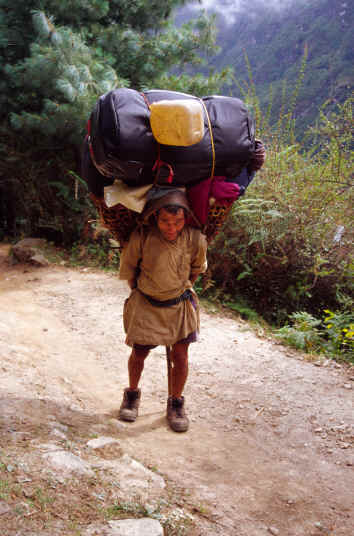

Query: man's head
[156,205,186,241]
[142,188,190,239]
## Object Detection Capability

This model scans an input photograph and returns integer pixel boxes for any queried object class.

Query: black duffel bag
[84,88,255,191]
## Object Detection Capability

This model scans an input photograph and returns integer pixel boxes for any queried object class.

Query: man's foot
[167,396,189,432]
[119,388,141,422]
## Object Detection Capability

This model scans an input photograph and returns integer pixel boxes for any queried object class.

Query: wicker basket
[90,193,233,246]
[90,194,140,245]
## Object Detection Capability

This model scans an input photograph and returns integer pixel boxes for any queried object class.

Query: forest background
[0,0,353,360]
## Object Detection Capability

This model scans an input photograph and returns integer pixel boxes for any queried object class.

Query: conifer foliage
[0,0,228,240]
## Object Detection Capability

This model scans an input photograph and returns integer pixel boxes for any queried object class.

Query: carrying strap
[152,144,174,184]
[141,92,174,185]
[199,99,216,181]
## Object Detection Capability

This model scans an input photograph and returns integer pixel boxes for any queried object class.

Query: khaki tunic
[119,226,207,346]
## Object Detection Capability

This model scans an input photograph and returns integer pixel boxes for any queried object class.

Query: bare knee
[132,347,150,361]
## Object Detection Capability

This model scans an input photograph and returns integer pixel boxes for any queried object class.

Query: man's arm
[189,230,208,285]
[128,278,137,289]
[119,229,143,285]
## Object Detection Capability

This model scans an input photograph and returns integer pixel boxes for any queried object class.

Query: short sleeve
[190,229,208,278]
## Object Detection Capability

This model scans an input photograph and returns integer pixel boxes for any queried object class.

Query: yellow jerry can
[149,99,204,146]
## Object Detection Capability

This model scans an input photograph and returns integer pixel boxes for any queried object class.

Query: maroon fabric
[187,176,240,225]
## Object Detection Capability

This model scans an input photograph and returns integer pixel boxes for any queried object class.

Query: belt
[139,289,193,308]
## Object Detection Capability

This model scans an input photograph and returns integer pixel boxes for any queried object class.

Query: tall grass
[208,61,353,331]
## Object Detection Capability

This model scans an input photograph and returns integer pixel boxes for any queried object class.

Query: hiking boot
[119,388,141,422]
[167,396,189,432]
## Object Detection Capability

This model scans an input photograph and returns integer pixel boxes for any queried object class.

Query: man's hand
[189,274,199,286]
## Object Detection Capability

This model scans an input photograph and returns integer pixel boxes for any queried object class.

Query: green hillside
[176,0,353,133]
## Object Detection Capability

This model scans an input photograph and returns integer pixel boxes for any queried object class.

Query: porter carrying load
[81,89,266,433]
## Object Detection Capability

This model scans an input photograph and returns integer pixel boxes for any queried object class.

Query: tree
[0,0,231,240]
[1,1,230,140]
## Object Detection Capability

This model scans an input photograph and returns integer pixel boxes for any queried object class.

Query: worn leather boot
[167,396,189,432]
[119,388,141,422]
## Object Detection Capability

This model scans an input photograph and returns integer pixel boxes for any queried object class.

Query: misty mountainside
[175,0,353,133]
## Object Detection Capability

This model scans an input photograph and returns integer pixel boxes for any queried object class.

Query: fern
[275,312,322,352]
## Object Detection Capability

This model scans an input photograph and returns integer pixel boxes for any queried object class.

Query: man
[118,188,207,432]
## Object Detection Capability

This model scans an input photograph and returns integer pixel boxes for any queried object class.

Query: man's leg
[170,342,189,398]
[167,342,190,432]
[119,347,150,422]
[128,347,150,390]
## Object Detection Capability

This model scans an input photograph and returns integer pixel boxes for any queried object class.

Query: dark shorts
[133,330,198,352]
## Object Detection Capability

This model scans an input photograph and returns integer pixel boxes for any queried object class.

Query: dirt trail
[0,243,353,535]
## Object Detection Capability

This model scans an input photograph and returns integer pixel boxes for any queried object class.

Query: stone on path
[42,447,95,478]
[85,518,164,536]
[93,454,165,499]
[0,501,11,515]
[87,436,121,449]
[29,252,50,266]
[268,527,280,536]
[11,238,49,265]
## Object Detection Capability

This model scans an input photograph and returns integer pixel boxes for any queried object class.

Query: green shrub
[275,311,323,352]
[0,126,94,244]
[69,232,120,270]
[207,94,353,324]
[322,309,354,356]
[275,308,354,362]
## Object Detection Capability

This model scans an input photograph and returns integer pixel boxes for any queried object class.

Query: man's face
[157,208,185,242]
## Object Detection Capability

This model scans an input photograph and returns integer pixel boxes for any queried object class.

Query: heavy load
[84,87,255,191]
[82,88,265,244]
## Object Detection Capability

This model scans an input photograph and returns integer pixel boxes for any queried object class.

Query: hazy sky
[188,0,295,23]
[198,0,291,7]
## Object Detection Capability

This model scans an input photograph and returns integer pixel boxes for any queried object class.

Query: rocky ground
[0,242,353,535]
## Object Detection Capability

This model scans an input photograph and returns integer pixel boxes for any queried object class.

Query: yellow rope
[200,99,215,180]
